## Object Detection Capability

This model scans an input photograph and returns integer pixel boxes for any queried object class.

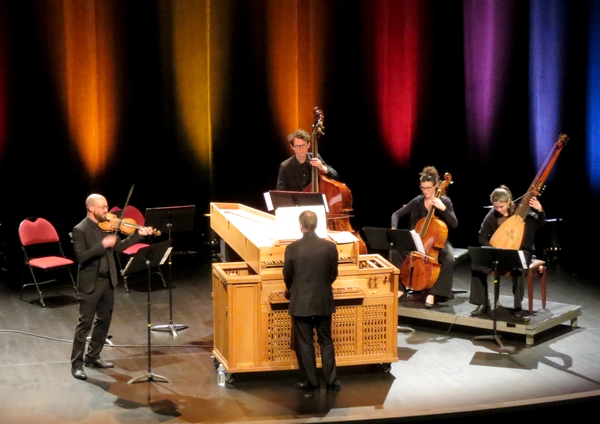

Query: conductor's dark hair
[299,210,317,231]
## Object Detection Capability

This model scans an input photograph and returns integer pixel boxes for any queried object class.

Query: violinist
[391,166,458,307]
[276,129,339,192]
[70,194,154,380]
[469,185,545,318]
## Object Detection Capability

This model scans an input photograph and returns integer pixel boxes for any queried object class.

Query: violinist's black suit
[70,217,144,369]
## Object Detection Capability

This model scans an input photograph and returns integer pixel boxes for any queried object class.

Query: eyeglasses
[292,144,309,150]
[92,205,109,210]
[419,186,435,191]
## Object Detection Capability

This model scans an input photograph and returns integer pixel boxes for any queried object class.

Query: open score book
[410,230,426,254]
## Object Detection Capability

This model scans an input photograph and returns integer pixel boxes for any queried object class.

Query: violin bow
[112,183,135,237]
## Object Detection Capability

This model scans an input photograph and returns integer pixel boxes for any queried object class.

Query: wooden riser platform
[398,292,582,346]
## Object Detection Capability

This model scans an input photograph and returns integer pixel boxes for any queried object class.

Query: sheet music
[161,247,173,265]
[410,230,426,254]
[518,250,527,269]
[263,192,274,211]
[328,231,359,244]
[275,206,328,240]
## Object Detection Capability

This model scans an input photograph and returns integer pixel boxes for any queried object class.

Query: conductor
[283,210,341,393]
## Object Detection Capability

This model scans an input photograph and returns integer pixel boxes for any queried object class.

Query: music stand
[264,190,329,210]
[363,227,426,293]
[468,247,531,348]
[264,191,328,240]
[362,227,417,261]
[362,227,417,333]
[124,240,173,384]
[145,205,196,337]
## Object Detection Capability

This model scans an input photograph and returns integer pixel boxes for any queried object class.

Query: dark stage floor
[1,249,599,423]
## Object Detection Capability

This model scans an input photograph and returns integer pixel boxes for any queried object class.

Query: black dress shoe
[326,380,342,392]
[295,381,319,392]
[471,304,489,316]
[72,367,87,380]
[84,357,114,368]
[513,308,524,318]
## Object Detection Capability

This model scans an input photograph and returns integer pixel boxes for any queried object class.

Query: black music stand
[265,190,328,210]
[264,190,328,240]
[362,227,418,333]
[124,240,172,384]
[363,227,425,293]
[145,205,196,337]
[362,227,418,262]
[468,247,530,348]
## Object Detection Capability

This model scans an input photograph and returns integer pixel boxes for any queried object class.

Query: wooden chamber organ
[210,202,399,375]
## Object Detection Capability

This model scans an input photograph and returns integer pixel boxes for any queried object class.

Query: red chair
[110,205,166,292]
[527,259,547,314]
[19,217,78,307]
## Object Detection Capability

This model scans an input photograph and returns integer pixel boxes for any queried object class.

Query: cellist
[276,129,339,192]
[390,166,458,307]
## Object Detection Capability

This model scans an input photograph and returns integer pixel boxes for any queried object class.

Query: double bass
[400,173,453,292]
[489,134,568,249]
[304,107,367,253]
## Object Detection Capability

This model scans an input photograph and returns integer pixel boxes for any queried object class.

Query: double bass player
[276,129,339,192]
[276,120,367,252]
[391,166,458,307]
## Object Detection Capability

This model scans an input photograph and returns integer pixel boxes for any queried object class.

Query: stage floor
[399,291,582,346]
[0,252,599,423]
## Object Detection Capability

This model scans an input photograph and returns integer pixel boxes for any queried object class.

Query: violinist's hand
[102,234,118,249]
[431,198,447,211]
[310,158,328,173]
[529,197,543,212]
[138,226,154,237]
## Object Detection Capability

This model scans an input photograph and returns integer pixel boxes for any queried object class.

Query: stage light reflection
[587,1,600,194]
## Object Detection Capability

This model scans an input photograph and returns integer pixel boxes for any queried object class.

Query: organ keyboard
[210,202,359,279]
[268,286,366,304]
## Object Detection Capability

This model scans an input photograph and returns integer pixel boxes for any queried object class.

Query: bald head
[85,194,109,222]
[86,194,106,207]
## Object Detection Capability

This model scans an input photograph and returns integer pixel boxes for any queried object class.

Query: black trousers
[292,315,336,386]
[70,277,114,368]
[469,265,525,309]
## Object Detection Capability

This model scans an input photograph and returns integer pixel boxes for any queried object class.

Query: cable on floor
[0,329,213,349]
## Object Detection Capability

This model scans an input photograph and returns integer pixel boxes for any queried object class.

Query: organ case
[210,202,399,375]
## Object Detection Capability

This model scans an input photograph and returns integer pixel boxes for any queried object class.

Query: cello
[304,106,367,253]
[489,134,568,249]
[400,173,453,292]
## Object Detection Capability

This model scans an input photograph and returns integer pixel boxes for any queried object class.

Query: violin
[98,212,161,236]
